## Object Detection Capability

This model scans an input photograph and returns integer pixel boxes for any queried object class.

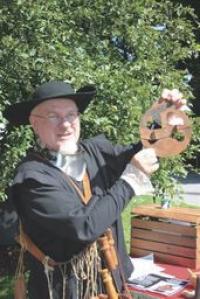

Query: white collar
[51,150,86,181]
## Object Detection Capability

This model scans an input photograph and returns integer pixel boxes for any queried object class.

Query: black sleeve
[82,134,142,177]
[14,171,134,244]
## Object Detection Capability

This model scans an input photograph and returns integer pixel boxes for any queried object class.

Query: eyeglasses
[31,111,80,125]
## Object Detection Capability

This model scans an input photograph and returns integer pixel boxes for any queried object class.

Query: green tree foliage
[0,0,199,200]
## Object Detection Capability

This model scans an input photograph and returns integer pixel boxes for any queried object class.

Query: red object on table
[128,263,193,299]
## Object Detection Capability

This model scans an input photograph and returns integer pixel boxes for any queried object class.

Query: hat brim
[4,87,96,126]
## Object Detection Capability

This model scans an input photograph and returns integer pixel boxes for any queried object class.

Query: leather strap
[83,171,92,204]
[16,153,92,267]
[32,151,92,204]
[67,171,92,204]
[16,223,58,268]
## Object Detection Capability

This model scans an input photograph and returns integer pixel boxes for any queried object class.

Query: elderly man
[4,81,184,299]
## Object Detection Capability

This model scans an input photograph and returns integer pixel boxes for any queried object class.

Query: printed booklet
[128,273,188,296]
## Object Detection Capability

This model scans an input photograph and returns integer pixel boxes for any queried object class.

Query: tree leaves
[0,0,199,200]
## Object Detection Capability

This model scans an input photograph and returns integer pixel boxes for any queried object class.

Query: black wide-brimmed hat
[3,80,96,126]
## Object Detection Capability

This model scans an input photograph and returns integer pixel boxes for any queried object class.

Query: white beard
[37,138,86,180]
[59,141,78,155]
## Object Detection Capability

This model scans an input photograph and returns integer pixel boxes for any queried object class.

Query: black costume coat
[11,135,141,298]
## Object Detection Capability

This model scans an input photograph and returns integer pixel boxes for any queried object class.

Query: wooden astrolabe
[139,100,192,157]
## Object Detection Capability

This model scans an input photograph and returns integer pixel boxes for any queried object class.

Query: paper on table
[128,273,188,297]
[128,254,172,281]
[128,254,188,297]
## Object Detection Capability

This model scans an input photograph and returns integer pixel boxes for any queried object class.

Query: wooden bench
[130,204,200,269]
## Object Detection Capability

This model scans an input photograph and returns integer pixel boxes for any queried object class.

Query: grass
[122,195,154,250]
[0,276,14,299]
[0,196,198,298]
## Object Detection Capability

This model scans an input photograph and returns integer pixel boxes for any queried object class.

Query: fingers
[161,88,183,102]
[131,148,159,175]
[160,88,189,111]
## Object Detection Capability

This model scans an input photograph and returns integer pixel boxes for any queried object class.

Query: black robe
[11,135,141,298]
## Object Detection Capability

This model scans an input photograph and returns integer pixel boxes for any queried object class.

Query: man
[3,81,184,299]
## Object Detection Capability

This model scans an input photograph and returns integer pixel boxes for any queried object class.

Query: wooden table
[130,204,200,269]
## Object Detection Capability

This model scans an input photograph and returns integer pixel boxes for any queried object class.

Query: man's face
[29,99,80,154]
